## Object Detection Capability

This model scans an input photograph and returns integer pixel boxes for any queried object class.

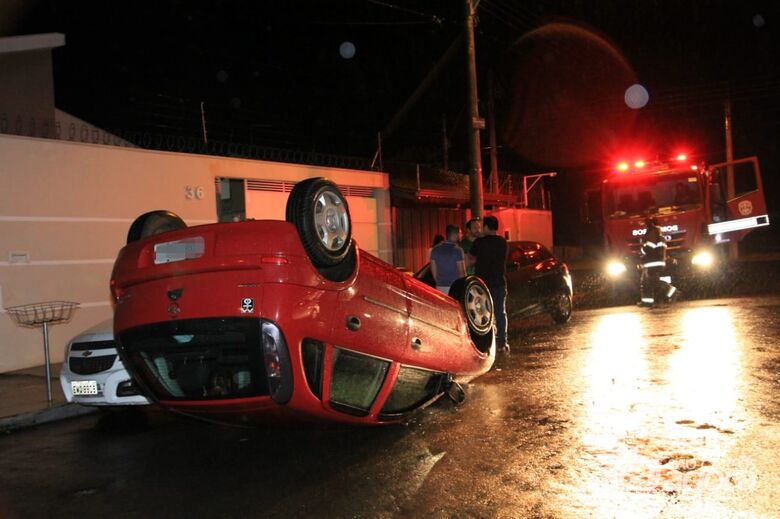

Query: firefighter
[638,217,677,307]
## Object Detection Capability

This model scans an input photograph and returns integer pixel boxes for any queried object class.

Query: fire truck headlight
[691,250,714,268]
[606,261,627,277]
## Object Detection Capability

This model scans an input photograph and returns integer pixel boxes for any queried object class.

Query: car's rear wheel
[286,178,355,280]
[449,276,495,353]
[126,211,186,244]
[550,292,572,324]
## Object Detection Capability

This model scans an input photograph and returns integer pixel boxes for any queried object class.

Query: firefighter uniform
[638,220,677,307]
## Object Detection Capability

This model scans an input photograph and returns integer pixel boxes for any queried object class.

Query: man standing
[460,218,482,276]
[468,216,509,352]
[638,216,676,307]
[430,224,466,294]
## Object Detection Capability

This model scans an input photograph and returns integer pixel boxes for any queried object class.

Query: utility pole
[464,0,484,218]
[487,71,499,194]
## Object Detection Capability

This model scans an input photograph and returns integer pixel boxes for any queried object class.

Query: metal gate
[392,207,469,272]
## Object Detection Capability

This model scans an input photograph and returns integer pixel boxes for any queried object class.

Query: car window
[508,243,551,267]
[413,263,435,287]
[329,347,390,416]
[508,246,524,266]
[380,366,447,417]
[121,319,268,400]
[522,246,551,264]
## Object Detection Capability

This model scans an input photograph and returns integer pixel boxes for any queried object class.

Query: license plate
[71,380,99,396]
[154,237,205,264]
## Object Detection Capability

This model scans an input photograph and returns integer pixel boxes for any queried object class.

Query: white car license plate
[154,237,205,264]
[71,380,99,396]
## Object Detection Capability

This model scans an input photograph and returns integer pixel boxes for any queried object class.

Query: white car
[59,319,149,406]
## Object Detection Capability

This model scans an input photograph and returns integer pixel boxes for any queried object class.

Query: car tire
[449,276,495,353]
[550,292,572,324]
[285,178,352,268]
[126,211,187,244]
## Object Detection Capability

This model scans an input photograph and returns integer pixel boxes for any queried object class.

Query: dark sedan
[416,241,573,325]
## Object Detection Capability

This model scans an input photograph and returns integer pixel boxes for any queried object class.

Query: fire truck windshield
[605,172,702,219]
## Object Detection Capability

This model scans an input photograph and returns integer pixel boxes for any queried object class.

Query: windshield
[605,172,702,218]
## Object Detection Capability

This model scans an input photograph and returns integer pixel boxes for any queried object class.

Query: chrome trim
[363,296,407,316]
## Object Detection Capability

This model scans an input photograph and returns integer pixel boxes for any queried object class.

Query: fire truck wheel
[286,178,353,269]
[551,292,573,324]
[449,276,495,353]
[126,211,186,244]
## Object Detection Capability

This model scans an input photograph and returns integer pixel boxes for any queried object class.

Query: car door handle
[411,337,422,350]
[346,316,361,332]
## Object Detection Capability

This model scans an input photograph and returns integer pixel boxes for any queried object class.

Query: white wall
[492,208,553,249]
[243,185,381,256]
[0,134,389,372]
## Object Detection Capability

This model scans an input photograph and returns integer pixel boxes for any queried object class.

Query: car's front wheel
[449,276,495,353]
[550,292,572,324]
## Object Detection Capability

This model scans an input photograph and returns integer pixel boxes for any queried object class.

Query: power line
[365,0,448,25]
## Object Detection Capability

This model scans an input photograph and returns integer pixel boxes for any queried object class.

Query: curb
[0,404,98,434]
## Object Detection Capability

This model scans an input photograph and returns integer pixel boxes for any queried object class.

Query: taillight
[263,333,282,379]
[261,322,293,403]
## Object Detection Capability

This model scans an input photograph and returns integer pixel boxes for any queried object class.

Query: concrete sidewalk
[0,363,96,433]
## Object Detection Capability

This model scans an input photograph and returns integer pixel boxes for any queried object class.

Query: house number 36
[185,186,204,200]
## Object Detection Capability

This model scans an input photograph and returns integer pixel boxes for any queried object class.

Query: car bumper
[118,316,475,426]
[59,366,150,406]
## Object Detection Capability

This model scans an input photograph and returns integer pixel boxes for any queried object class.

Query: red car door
[404,278,475,373]
[328,253,410,362]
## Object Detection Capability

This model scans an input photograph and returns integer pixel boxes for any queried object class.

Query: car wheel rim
[313,188,349,251]
[466,283,493,331]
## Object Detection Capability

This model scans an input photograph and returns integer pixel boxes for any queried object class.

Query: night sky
[3,0,779,245]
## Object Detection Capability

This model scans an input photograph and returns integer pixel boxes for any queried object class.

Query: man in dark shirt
[468,216,509,353]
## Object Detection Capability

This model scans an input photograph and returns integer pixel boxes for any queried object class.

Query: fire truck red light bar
[708,215,770,235]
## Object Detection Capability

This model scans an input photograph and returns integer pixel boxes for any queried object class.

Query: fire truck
[587,154,770,288]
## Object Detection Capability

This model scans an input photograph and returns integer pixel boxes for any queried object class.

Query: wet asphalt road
[2,296,780,518]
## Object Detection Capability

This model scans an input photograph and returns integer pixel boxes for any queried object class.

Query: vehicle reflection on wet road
[565,303,763,517]
[1,297,779,518]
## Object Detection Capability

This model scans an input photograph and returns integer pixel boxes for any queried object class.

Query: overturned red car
[111,178,495,425]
